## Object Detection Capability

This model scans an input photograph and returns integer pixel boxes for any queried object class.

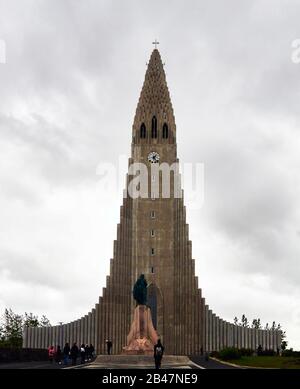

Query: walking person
[55,345,62,365]
[106,339,112,355]
[153,339,164,369]
[63,342,70,366]
[48,345,55,363]
[85,344,90,362]
[80,343,86,364]
[89,344,95,360]
[70,342,78,366]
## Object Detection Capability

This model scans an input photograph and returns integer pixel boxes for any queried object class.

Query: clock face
[148,151,160,164]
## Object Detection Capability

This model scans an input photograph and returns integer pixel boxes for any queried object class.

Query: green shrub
[282,349,300,357]
[259,349,276,356]
[240,348,254,356]
[219,347,241,360]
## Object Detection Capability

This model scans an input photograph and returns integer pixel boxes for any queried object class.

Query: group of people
[48,343,95,365]
[48,338,164,369]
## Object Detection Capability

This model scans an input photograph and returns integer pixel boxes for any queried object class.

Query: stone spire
[133,49,176,139]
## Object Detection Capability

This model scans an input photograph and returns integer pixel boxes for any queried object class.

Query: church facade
[23,49,281,354]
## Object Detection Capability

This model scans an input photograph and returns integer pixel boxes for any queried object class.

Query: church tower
[127,48,201,354]
[23,49,281,355]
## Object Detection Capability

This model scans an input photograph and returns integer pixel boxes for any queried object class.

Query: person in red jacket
[48,345,55,363]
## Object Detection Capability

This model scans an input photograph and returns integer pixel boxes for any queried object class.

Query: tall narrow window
[150,210,155,218]
[151,229,155,237]
[151,248,155,256]
[140,123,146,139]
[151,116,157,138]
[163,123,169,139]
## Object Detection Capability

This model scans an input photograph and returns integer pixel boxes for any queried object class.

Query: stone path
[190,355,241,369]
[67,355,194,369]
[0,355,241,369]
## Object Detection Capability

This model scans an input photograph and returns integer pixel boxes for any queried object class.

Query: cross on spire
[152,39,159,49]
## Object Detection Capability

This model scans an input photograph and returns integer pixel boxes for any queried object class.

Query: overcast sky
[0,0,300,349]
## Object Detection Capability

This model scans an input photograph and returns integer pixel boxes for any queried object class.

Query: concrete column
[201,299,205,353]
[39,327,43,348]
[219,320,223,351]
[216,317,220,351]
[23,326,28,348]
[278,331,282,351]
[251,328,255,350]
[211,314,215,351]
[59,325,63,347]
[233,325,236,348]
[31,327,35,349]
[205,306,209,352]
[52,326,56,347]
[40,327,44,349]
[64,324,68,345]
[86,312,92,345]
[70,322,73,346]
[270,330,273,350]
[27,327,31,348]
[85,315,88,345]
[258,329,262,349]
[208,310,213,352]
[225,321,228,348]
[74,321,77,346]
[33,327,37,349]
[43,327,46,349]
[47,326,51,347]
[69,322,73,346]
[45,326,50,349]
[76,319,79,346]
[262,328,266,350]
[246,327,250,350]
[96,302,101,354]
[69,322,72,345]
[74,320,78,345]
[80,317,84,345]
[227,323,230,347]
[91,309,95,350]
[241,326,244,349]
[227,324,230,347]
[224,322,228,348]
[231,324,234,347]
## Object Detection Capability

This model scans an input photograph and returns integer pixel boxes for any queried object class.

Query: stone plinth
[123,305,158,355]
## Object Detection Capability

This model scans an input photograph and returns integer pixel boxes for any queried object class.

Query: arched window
[151,116,157,138]
[140,123,146,139]
[162,123,169,139]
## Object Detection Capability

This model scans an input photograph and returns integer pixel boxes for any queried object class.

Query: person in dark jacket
[48,345,55,363]
[89,344,95,360]
[85,344,90,362]
[80,344,86,364]
[70,342,79,365]
[153,339,164,369]
[55,345,62,365]
[63,342,70,365]
[106,339,112,355]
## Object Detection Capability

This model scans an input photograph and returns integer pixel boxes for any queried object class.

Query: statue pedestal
[123,305,158,355]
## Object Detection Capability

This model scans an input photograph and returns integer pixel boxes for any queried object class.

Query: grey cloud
[0,0,299,346]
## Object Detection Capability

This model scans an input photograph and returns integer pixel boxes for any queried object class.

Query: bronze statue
[133,274,147,305]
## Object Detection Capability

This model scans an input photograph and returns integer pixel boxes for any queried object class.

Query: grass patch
[226,356,300,369]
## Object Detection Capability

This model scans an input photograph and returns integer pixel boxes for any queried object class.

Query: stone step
[95,355,190,366]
